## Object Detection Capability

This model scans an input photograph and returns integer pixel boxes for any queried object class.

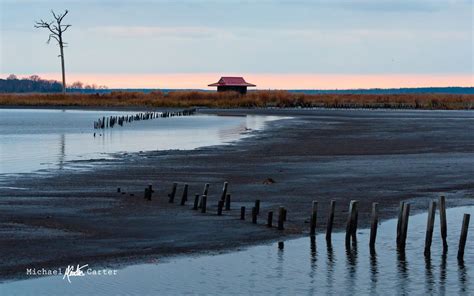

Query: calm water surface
[0,108,283,176]
[1,206,472,295]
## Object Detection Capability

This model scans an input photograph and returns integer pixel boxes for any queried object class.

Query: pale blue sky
[0,0,472,87]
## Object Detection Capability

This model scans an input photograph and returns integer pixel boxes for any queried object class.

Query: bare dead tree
[35,10,71,94]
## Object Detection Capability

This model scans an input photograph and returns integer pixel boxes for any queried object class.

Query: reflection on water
[1,206,471,295]
[0,109,284,175]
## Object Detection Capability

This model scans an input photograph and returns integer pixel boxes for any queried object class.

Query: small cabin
[208,77,256,94]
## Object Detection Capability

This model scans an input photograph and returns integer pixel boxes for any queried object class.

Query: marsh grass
[0,91,472,110]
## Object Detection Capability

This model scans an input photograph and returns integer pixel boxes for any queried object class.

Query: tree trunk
[59,36,66,94]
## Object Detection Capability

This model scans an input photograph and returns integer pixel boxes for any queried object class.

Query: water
[0,109,282,175]
[1,206,471,295]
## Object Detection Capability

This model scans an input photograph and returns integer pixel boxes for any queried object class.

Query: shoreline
[1,91,473,110]
[1,108,473,282]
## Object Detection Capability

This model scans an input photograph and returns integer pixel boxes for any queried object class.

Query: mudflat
[1,108,473,280]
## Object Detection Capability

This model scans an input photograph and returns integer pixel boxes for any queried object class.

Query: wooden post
[396,201,405,247]
[282,208,287,222]
[457,213,470,260]
[200,195,207,213]
[326,200,336,242]
[252,207,257,224]
[193,194,199,210]
[399,203,410,251]
[278,241,284,250]
[168,182,177,203]
[144,184,153,201]
[424,200,436,256]
[267,211,273,227]
[220,182,228,201]
[148,184,153,195]
[369,202,379,252]
[439,196,448,253]
[345,200,358,247]
[278,206,285,230]
[240,206,246,220]
[255,200,261,215]
[351,201,359,242]
[217,200,224,216]
[203,183,210,196]
[225,194,231,211]
[180,184,188,206]
[310,201,318,236]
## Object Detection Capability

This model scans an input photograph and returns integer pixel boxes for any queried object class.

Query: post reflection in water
[58,133,65,170]
[326,240,335,292]
[310,236,317,267]
[369,251,378,294]
[396,250,409,295]
[345,239,358,288]
[308,236,317,296]
[424,255,434,294]
[458,259,467,294]
[276,241,284,281]
[439,253,447,295]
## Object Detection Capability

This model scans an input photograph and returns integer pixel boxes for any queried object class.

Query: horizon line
[3,73,473,90]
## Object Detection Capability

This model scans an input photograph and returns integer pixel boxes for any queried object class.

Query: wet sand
[1,108,473,281]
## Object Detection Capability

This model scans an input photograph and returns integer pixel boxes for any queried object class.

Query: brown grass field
[0,91,473,109]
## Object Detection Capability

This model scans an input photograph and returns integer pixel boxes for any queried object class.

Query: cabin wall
[217,86,247,94]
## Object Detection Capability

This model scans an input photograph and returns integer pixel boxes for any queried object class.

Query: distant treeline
[0,74,107,93]
[68,87,474,95]
[0,74,62,93]
[0,91,472,110]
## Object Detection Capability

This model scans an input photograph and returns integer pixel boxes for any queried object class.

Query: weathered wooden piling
[220,182,228,201]
[180,184,188,206]
[396,201,405,247]
[439,195,448,253]
[144,184,153,201]
[310,201,318,236]
[200,195,207,213]
[252,207,257,224]
[225,194,231,211]
[352,202,359,242]
[399,203,410,251]
[240,206,246,220]
[203,183,210,196]
[168,182,178,203]
[457,213,470,260]
[278,241,284,250]
[278,206,285,230]
[369,202,379,252]
[217,200,224,216]
[424,200,436,256]
[255,200,261,215]
[326,200,336,242]
[267,211,273,227]
[345,200,358,247]
[193,194,199,210]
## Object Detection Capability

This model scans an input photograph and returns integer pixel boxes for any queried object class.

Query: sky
[0,0,472,89]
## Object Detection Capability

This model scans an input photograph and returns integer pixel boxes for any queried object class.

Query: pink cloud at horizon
[5,73,473,89]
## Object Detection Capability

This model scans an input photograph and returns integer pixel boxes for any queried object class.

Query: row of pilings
[117,181,471,261]
[93,108,197,129]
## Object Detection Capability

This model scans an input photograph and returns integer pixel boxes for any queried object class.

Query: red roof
[208,77,256,87]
